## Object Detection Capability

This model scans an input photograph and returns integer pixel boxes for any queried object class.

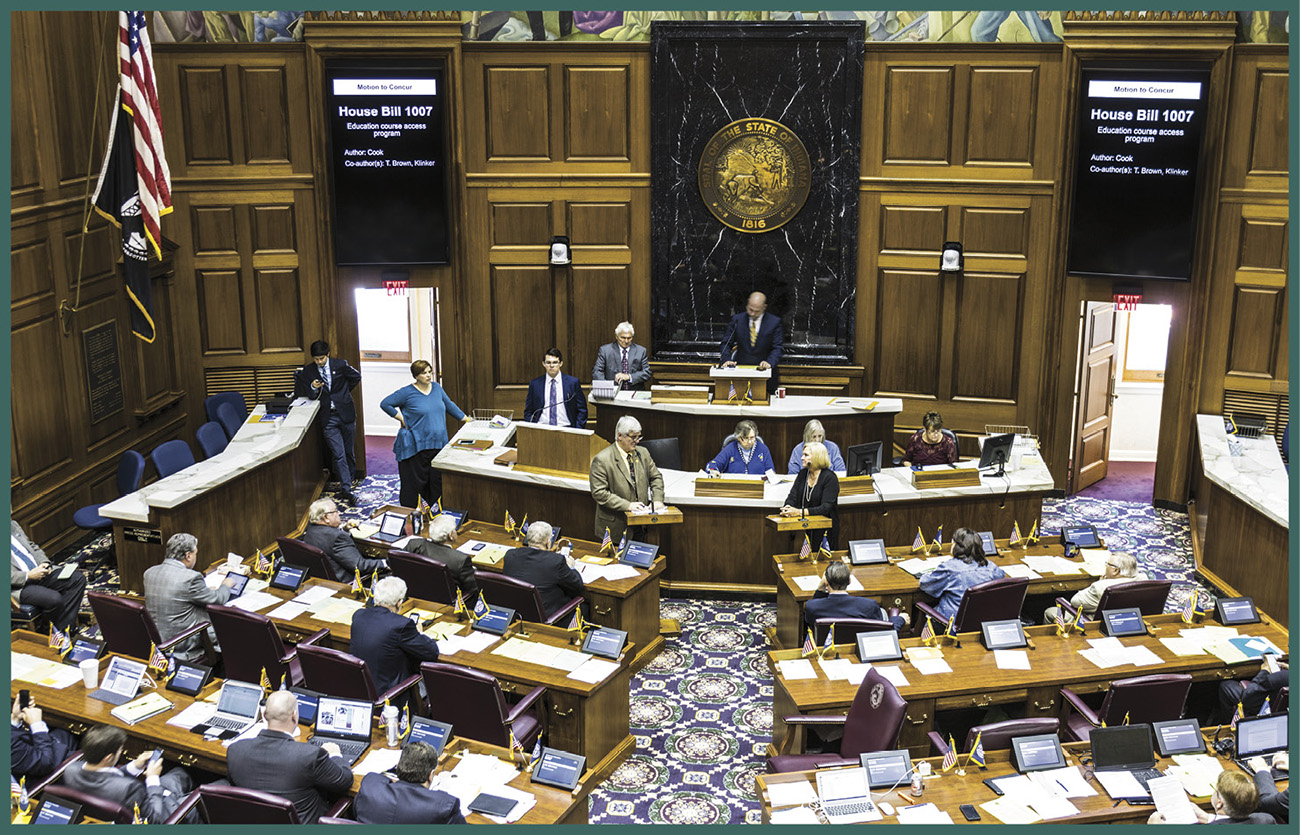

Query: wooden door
[1072,302,1118,492]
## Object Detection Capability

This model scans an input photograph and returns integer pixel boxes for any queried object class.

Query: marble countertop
[435,421,1054,509]
[586,391,904,418]
[101,400,321,524]
[1196,414,1288,527]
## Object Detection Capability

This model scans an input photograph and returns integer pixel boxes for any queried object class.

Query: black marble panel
[650,21,863,365]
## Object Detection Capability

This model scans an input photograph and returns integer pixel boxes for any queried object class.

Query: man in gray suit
[61,725,194,823]
[402,514,479,604]
[11,520,86,633]
[227,691,353,824]
[302,498,387,583]
[591,322,651,391]
[589,415,666,544]
[142,533,235,662]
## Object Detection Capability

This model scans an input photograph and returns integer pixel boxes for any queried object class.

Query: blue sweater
[706,439,775,475]
[379,383,466,462]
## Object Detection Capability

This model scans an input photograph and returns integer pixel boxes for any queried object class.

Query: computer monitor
[978,433,1015,474]
[1214,596,1260,625]
[1235,712,1288,759]
[846,442,883,477]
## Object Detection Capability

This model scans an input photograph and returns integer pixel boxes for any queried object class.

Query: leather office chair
[420,661,544,750]
[26,752,83,796]
[276,536,338,583]
[1060,673,1193,743]
[640,437,682,471]
[295,643,422,709]
[72,449,145,534]
[86,591,210,662]
[767,667,909,773]
[205,390,247,426]
[216,401,245,440]
[11,596,45,634]
[387,548,459,606]
[927,717,1061,757]
[914,576,1030,635]
[41,784,134,824]
[475,571,582,626]
[163,785,337,825]
[207,604,329,688]
[149,439,196,479]
[811,617,896,646]
[1055,579,1172,621]
[196,421,229,459]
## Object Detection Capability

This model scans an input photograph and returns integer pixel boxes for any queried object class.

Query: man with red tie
[524,348,586,428]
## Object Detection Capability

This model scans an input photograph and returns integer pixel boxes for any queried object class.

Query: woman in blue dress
[705,419,775,476]
[380,360,466,510]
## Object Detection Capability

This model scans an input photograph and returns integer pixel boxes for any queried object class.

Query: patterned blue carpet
[66,483,1213,824]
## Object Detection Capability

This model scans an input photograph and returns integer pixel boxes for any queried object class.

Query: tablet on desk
[1009,733,1067,773]
[165,661,212,697]
[405,716,453,755]
[855,630,903,663]
[977,531,1000,556]
[223,571,250,598]
[472,606,516,636]
[64,637,104,666]
[1062,524,1101,549]
[860,749,913,790]
[269,563,307,591]
[619,541,658,569]
[531,747,586,791]
[1214,596,1260,625]
[289,686,324,725]
[468,793,518,818]
[581,627,628,660]
[1151,718,1205,756]
[1100,607,1148,637]
[848,539,887,566]
[31,796,83,825]
[980,618,1027,650]
[88,656,148,705]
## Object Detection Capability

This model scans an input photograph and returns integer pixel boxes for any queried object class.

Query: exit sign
[1113,290,1142,311]
[383,279,408,296]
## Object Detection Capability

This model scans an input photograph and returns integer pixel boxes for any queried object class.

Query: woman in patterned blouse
[903,410,959,466]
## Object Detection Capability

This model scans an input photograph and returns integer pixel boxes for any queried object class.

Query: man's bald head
[264,690,298,728]
[745,292,767,318]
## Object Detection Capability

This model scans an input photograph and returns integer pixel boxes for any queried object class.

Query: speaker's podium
[512,423,607,479]
[710,366,771,405]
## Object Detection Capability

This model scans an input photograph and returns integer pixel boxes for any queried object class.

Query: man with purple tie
[524,348,586,428]
[592,322,651,392]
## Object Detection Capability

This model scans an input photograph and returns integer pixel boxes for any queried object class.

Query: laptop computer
[310,696,374,766]
[197,679,264,734]
[814,766,882,823]
[370,511,408,543]
[1091,723,1163,793]
[1235,712,1288,779]
[88,656,147,705]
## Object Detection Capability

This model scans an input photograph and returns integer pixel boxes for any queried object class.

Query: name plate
[765,514,833,533]
[624,506,683,525]
[838,475,875,496]
[694,477,764,499]
[911,468,982,490]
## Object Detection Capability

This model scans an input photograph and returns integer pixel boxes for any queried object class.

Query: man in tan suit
[590,416,666,544]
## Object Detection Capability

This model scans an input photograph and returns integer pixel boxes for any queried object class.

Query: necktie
[548,378,558,425]
[749,317,757,347]
[627,451,636,482]
[621,348,629,383]
[11,537,38,572]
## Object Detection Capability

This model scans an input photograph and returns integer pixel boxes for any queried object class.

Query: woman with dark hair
[380,360,466,509]
[918,527,1006,621]
[903,410,959,466]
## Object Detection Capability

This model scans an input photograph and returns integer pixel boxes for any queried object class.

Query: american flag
[504,510,516,534]
[91,11,173,343]
[801,628,816,657]
[920,616,935,642]
[1055,610,1066,634]
[799,535,812,561]
[600,527,613,553]
[351,567,366,596]
[1230,702,1244,729]
[1181,589,1199,623]
[941,736,958,771]
[417,496,430,520]
[508,728,523,755]
[48,625,70,653]
[1009,521,1022,547]
[911,527,926,554]
[255,548,272,576]
[148,641,168,673]
[260,666,272,694]
[970,732,986,767]
[818,533,833,560]
[569,607,584,632]
[728,380,737,402]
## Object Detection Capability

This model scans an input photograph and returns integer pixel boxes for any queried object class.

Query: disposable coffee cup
[80,658,99,689]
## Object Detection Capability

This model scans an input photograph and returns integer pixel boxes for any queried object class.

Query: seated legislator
[902,410,959,466]
[804,561,908,634]
[349,577,439,696]
[706,419,776,476]
[1148,770,1276,824]
[10,695,77,783]
[353,741,464,825]
[1042,552,1144,623]
[917,527,1007,622]
[502,521,584,620]
[591,321,651,392]
[401,514,480,604]
[143,533,236,663]
[1213,667,1289,725]
[589,415,666,544]
[226,691,353,824]
[1248,752,1289,824]
[720,291,783,375]
[302,498,387,583]
[786,419,846,474]
[780,441,841,548]
[61,725,195,823]
[11,520,88,633]
[524,348,587,428]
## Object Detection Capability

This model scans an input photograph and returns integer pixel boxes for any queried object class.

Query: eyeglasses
[626,433,643,441]
[1105,562,1121,570]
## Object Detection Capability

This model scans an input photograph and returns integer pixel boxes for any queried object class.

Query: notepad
[981,796,1042,824]
[767,780,817,808]
[911,658,953,675]
[111,692,174,725]
[568,656,619,684]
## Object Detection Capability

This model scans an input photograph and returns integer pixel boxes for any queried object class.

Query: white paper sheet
[166,701,217,729]
[266,601,310,621]
[816,658,856,680]
[792,575,822,591]
[1093,769,1149,799]
[874,665,911,688]
[895,802,954,824]
[353,747,402,776]
[292,585,338,605]
[1036,766,1097,798]
[767,780,818,808]
[775,659,817,680]
[770,806,820,824]
[1149,774,1198,824]
[994,649,1030,670]
[980,796,1041,824]
[567,656,619,684]
[911,658,952,675]
[227,590,281,612]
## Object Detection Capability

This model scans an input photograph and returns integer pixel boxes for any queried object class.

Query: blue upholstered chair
[150,439,195,479]
[196,421,228,459]
[72,449,145,533]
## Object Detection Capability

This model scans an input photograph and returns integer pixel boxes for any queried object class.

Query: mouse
[879,802,895,816]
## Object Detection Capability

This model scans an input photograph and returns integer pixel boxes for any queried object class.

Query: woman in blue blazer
[705,419,775,475]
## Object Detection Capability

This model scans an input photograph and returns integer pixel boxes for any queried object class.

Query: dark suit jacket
[502,546,584,620]
[353,773,465,825]
[804,590,905,634]
[295,358,361,423]
[1253,770,1289,824]
[226,729,354,824]
[592,342,651,390]
[720,311,783,368]
[349,605,439,695]
[9,722,76,782]
[302,524,386,583]
[61,762,184,824]
[523,372,586,428]
[404,538,480,601]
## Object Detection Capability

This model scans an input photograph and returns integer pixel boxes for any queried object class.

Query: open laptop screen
[1236,713,1288,758]
[315,696,374,741]
[216,680,264,719]
[1091,724,1155,770]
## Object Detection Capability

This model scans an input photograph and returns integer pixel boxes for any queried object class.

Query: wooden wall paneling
[563,65,631,161]
[177,65,235,167]
[195,267,247,355]
[951,271,1022,404]
[874,269,943,398]
[9,12,44,199]
[490,265,557,385]
[74,296,131,450]
[570,265,632,377]
[11,315,75,480]
[1218,47,1288,191]
[1225,284,1284,379]
[10,236,56,309]
[882,65,955,166]
[239,65,292,164]
[484,64,553,161]
[965,65,1039,167]
[254,268,305,354]
[39,12,114,187]
[490,201,552,249]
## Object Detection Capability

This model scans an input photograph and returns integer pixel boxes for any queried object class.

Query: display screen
[981,619,1027,649]
[848,539,887,565]
[856,631,902,662]
[407,717,452,754]
[32,800,79,825]
[532,748,586,790]
[1216,597,1260,625]
[315,697,374,739]
[582,627,628,659]
[1067,65,1211,280]
[1102,608,1147,636]
[1153,719,1204,755]
[620,541,658,568]
[1237,713,1288,757]
[270,564,306,591]
[66,639,103,665]
[860,750,912,789]
[168,663,209,694]
[324,60,449,265]
[1013,734,1066,771]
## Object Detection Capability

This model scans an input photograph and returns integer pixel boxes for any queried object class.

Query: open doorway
[355,286,444,477]
[1069,301,1172,503]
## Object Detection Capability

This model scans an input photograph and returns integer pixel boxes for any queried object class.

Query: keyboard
[310,737,369,765]
[1131,768,1163,789]
[207,715,253,731]
[826,801,874,816]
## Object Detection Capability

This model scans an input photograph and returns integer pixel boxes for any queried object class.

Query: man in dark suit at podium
[720,292,783,381]
[295,340,362,505]
[524,348,586,428]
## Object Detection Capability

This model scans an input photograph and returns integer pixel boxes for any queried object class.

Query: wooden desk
[756,732,1284,824]
[768,614,1289,759]
[770,536,1094,649]
[355,518,667,672]
[440,738,598,825]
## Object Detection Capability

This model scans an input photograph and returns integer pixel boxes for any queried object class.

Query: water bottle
[383,704,400,747]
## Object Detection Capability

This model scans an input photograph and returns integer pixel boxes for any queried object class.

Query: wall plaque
[82,321,124,424]
[123,527,162,544]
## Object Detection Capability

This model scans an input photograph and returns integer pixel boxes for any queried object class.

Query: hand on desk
[631,502,667,514]
[756,361,771,371]
[721,361,737,369]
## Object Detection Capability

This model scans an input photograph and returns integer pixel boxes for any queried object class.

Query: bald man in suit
[589,415,665,544]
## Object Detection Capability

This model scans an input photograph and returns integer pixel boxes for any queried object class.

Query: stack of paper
[1000,563,1042,580]
[766,780,817,808]
[353,748,402,776]
[1078,548,1111,576]
[266,601,310,621]
[423,620,467,641]
[11,654,83,688]
[895,556,948,576]
[228,590,281,613]
[294,586,338,606]
[981,795,1042,824]
[166,701,217,729]
[310,597,365,624]
[568,656,619,684]
[769,806,819,824]
[1078,636,1165,669]
[987,773,1080,819]
[439,631,500,655]
[895,803,954,824]
[1093,769,1149,799]
[775,659,817,680]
